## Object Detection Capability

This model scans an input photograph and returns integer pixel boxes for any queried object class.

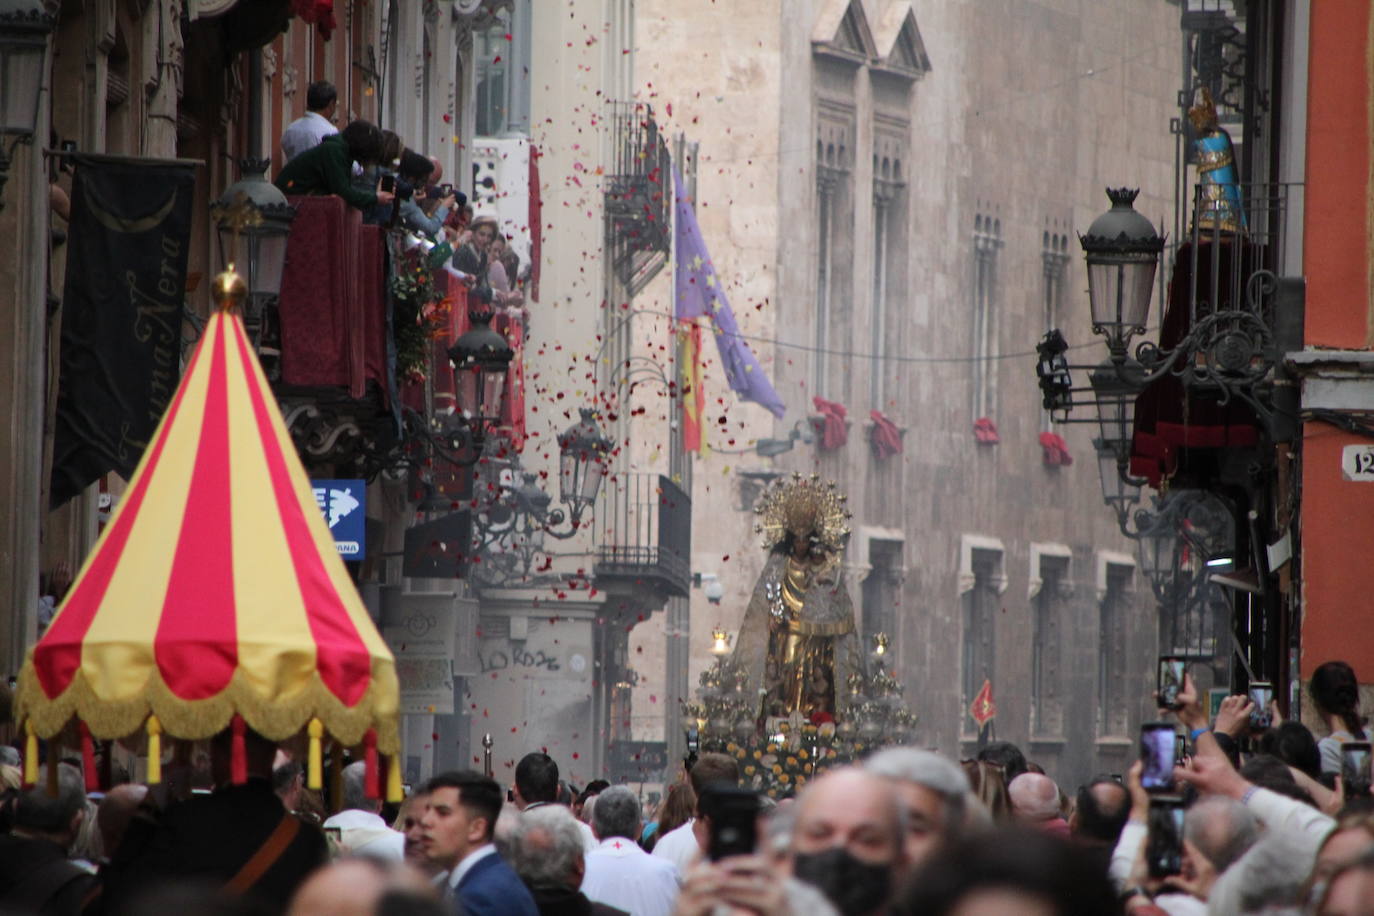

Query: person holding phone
[1311,660,1370,777]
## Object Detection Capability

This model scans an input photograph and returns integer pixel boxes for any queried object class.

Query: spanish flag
[679,319,706,453]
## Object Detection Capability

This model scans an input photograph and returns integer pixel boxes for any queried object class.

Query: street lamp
[557,407,612,520]
[1079,188,1165,363]
[213,160,295,303]
[212,159,296,343]
[448,310,514,430]
[0,0,56,212]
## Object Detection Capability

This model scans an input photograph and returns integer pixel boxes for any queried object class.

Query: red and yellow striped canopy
[15,305,398,755]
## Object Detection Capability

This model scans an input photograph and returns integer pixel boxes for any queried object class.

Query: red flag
[969,678,997,728]
[679,319,706,453]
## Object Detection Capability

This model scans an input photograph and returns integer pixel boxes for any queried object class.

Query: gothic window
[1098,561,1134,737]
[862,538,903,650]
[1031,551,1070,737]
[871,139,906,410]
[962,548,1000,719]
[815,115,853,399]
[971,212,1002,423]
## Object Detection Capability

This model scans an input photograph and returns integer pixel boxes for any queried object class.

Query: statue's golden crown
[753,472,852,551]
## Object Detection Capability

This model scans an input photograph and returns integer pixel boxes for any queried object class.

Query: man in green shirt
[275,119,395,212]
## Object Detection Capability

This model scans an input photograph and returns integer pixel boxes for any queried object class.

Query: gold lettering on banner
[119,232,184,460]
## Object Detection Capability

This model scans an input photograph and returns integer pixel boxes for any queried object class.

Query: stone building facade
[623,0,1183,788]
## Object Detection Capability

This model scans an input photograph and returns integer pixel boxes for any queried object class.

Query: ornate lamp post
[557,408,612,523]
[0,0,56,211]
[1080,187,1165,364]
[447,311,514,444]
[469,410,613,584]
[212,160,296,343]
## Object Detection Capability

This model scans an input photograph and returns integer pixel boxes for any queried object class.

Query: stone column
[0,51,54,674]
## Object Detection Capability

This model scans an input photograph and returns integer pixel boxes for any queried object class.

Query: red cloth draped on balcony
[277,196,388,401]
[1038,431,1073,467]
[869,410,902,459]
[1129,240,1262,488]
[812,396,848,449]
[973,417,1000,444]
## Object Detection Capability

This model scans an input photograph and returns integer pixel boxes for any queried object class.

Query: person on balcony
[453,212,499,303]
[275,120,395,212]
[395,150,457,238]
[280,81,340,163]
[357,130,405,226]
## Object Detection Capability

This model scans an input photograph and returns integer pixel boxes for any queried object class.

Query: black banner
[50,155,197,507]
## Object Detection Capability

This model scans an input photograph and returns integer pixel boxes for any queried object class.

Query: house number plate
[1342,445,1374,481]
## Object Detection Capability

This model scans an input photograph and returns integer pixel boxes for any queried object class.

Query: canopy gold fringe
[13,659,400,755]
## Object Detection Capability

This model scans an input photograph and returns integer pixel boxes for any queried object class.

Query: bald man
[1007,772,1070,838]
[789,767,907,916]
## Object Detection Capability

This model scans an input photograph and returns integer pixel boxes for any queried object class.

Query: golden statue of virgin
[730,474,867,721]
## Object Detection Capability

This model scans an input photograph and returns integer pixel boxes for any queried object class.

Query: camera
[1248,681,1274,730]
[700,784,759,861]
[1140,721,1178,793]
[1157,656,1186,711]
[1146,797,1186,878]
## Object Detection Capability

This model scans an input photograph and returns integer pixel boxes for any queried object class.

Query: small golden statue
[730,474,866,721]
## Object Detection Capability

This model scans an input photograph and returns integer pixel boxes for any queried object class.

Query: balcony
[593,472,691,600]
[604,102,672,296]
[1129,181,1302,489]
[263,196,526,506]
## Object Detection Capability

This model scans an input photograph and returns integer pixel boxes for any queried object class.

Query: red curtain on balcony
[277,197,388,401]
[1129,240,1262,488]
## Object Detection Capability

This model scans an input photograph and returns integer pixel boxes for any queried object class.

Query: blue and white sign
[312,479,366,558]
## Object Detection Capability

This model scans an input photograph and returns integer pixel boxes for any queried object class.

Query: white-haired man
[1008,771,1070,838]
[322,761,405,861]
[509,804,628,916]
[864,746,973,869]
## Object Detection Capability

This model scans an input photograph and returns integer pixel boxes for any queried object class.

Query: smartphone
[507,788,515,803]
[700,784,759,861]
[380,174,396,193]
[1140,721,1178,793]
[1146,797,1186,878]
[1342,741,1372,798]
[1248,681,1274,730]
[1157,657,1186,711]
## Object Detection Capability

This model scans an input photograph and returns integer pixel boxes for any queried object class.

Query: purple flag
[673,168,786,418]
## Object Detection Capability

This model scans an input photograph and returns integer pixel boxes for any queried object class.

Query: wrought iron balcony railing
[604,102,672,296]
[593,472,691,599]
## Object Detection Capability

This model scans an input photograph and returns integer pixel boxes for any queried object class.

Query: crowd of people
[3,659,1374,914]
[270,80,527,318]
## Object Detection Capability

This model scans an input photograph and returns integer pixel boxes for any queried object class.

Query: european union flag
[673,168,786,418]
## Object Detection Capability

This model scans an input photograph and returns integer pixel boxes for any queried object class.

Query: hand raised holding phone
[375,176,396,207]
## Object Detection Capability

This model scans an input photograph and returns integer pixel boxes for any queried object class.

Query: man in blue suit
[419,770,538,916]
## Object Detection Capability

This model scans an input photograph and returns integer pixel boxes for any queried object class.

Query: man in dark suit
[102,725,326,914]
[419,770,537,916]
